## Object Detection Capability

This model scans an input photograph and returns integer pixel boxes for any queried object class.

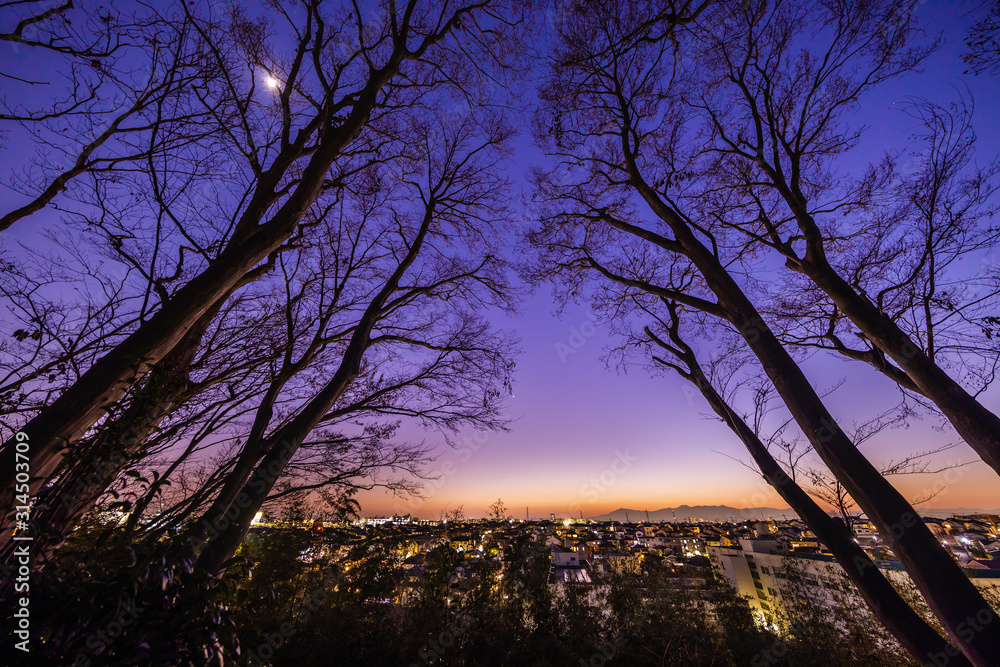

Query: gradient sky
[357,0,1000,519]
[2,1,998,520]
[360,293,1000,519]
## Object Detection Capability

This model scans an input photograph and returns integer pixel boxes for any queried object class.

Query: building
[709,537,1000,628]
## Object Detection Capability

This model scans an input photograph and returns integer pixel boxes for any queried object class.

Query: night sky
[359,0,1000,519]
[2,1,998,520]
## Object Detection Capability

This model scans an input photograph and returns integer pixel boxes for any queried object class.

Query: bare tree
[965,0,1000,75]
[0,3,223,232]
[0,0,524,531]
[639,299,965,664]
[770,95,1000,414]
[1,228,284,556]
[19,292,246,559]
[687,0,1000,477]
[186,115,517,575]
[488,498,508,522]
[528,1,1000,661]
[6,109,517,567]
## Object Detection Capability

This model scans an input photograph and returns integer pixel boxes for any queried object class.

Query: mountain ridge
[589,505,797,522]
[587,505,1000,522]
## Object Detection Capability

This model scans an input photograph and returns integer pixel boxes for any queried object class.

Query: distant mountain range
[589,506,798,522]
[587,505,1000,523]
[913,507,1000,519]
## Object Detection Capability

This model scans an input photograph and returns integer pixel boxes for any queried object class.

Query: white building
[709,538,1000,628]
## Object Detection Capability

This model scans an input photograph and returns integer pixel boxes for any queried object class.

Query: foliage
[0,515,237,666]
[218,527,916,667]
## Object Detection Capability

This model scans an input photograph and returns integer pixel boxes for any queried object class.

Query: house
[550,546,592,584]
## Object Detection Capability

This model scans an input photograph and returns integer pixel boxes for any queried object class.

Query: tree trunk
[190,432,303,575]
[0,291,228,553]
[676,345,968,664]
[624,160,1000,665]
[20,389,174,562]
[189,433,273,550]
[771,179,1000,478]
[0,58,403,516]
[191,204,434,575]
[725,300,1000,665]
[795,253,1000,477]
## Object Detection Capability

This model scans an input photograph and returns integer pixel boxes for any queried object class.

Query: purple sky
[361,292,1000,519]
[2,1,998,520]
[359,0,1000,519]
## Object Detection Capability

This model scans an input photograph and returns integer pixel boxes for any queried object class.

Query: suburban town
[249,509,1000,626]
